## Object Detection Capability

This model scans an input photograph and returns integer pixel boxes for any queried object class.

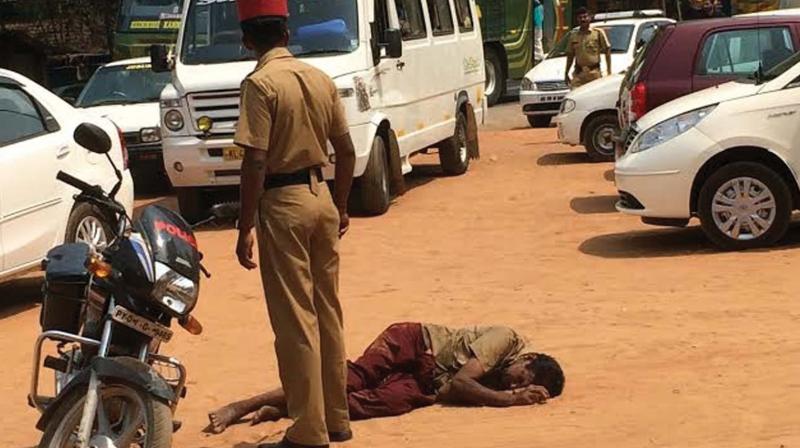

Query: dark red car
[619,15,800,132]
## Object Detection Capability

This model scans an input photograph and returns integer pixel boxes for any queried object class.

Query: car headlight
[521,77,535,91]
[164,109,184,131]
[631,105,716,153]
[153,262,198,316]
[140,127,161,143]
[560,99,576,114]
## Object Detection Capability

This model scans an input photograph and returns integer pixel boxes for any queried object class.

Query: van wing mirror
[150,45,171,73]
[384,29,403,59]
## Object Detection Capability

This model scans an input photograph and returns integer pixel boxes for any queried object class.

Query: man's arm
[330,133,355,236]
[605,49,612,75]
[439,359,546,407]
[565,55,574,84]
[236,147,268,269]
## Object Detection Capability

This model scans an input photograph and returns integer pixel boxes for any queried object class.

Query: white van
[153,0,486,221]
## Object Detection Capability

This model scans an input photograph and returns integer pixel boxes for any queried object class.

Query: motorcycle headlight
[164,109,184,132]
[521,77,535,91]
[632,105,716,153]
[560,99,576,114]
[153,262,198,316]
[140,127,161,143]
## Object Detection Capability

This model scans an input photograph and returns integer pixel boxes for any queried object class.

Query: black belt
[264,167,323,190]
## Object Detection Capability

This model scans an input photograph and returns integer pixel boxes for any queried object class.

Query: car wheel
[176,187,208,225]
[358,135,391,216]
[439,111,470,176]
[527,115,551,128]
[698,162,791,250]
[583,113,618,162]
[65,203,114,252]
[484,46,505,107]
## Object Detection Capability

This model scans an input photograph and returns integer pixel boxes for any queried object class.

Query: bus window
[118,0,183,33]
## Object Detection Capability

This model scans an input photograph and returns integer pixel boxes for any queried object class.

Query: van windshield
[548,25,635,58]
[181,0,359,65]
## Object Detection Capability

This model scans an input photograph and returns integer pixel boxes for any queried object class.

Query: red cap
[237,0,288,22]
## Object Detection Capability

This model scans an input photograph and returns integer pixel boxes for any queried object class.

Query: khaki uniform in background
[234,47,351,447]
[567,28,610,88]
[423,324,528,391]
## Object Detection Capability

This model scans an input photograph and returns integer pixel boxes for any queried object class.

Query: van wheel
[527,115,551,128]
[484,46,504,106]
[698,162,791,250]
[65,203,114,252]
[176,187,208,225]
[439,111,470,176]
[358,136,391,216]
[583,113,618,162]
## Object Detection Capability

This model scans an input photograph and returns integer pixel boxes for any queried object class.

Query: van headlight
[164,110,184,131]
[153,262,198,316]
[560,99,576,114]
[140,127,161,143]
[632,105,716,153]
[521,78,535,91]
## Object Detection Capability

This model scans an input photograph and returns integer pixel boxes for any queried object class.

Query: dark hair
[526,353,565,397]
[576,6,590,16]
[240,16,288,50]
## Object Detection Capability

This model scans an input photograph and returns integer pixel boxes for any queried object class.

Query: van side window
[395,0,427,40]
[454,0,474,32]
[697,27,794,76]
[0,84,48,147]
[427,0,455,36]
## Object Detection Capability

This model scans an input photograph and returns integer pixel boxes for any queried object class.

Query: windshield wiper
[750,62,765,85]
[84,99,138,107]
[294,49,351,57]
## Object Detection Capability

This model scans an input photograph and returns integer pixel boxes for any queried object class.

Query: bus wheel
[358,135,391,216]
[484,46,505,107]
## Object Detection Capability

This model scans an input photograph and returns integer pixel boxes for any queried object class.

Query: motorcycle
[28,122,231,448]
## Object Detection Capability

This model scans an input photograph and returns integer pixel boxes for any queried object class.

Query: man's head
[576,7,592,31]
[241,16,289,55]
[498,353,565,398]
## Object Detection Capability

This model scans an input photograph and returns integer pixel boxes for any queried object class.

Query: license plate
[222,146,244,161]
[539,95,565,103]
[111,305,173,342]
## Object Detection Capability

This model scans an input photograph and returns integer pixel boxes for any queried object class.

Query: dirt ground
[2,102,800,447]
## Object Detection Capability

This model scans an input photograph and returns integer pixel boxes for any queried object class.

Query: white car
[520,11,673,128]
[77,58,171,187]
[615,51,800,250]
[0,69,134,282]
[553,73,624,161]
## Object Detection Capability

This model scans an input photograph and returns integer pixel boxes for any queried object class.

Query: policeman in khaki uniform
[565,7,612,89]
[231,0,357,446]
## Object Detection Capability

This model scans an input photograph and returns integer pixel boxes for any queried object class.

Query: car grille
[524,102,562,113]
[187,90,240,135]
[535,81,569,91]
[123,132,141,146]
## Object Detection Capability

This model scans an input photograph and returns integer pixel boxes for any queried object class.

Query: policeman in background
[565,7,611,89]
[232,0,357,446]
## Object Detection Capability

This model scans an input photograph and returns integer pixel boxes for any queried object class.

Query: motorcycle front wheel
[39,383,172,448]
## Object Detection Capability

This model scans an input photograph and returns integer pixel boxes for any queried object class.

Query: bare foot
[251,405,284,426]
[207,405,242,434]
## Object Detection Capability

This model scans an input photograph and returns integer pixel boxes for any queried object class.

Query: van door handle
[396,60,406,71]
[56,145,70,159]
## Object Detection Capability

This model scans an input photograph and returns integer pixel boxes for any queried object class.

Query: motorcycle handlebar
[57,171,97,194]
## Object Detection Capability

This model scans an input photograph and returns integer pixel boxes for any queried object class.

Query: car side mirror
[74,123,112,154]
[635,39,646,50]
[150,44,171,73]
[383,28,403,59]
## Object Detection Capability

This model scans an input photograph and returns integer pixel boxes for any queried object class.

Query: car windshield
[180,0,359,65]
[117,0,183,33]
[76,63,171,107]
[548,24,635,58]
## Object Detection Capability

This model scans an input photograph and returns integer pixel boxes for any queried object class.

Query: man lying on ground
[208,322,565,433]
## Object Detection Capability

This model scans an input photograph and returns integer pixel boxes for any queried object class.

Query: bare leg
[207,388,287,434]
[251,405,288,425]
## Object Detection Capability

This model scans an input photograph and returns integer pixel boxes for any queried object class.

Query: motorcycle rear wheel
[39,383,172,448]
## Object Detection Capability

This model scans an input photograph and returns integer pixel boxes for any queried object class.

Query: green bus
[114,0,184,60]
[477,0,561,106]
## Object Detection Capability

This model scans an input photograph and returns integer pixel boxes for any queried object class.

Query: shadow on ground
[0,274,43,319]
[537,152,595,166]
[570,195,619,214]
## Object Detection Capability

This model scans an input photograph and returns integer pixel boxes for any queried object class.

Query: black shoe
[329,429,353,443]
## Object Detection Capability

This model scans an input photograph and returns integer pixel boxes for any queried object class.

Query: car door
[693,26,796,92]
[0,81,66,271]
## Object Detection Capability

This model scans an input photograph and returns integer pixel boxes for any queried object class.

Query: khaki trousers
[570,68,602,89]
[256,180,349,446]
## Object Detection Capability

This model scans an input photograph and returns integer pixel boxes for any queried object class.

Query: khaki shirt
[234,47,349,174]
[567,28,610,70]
[423,324,528,392]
